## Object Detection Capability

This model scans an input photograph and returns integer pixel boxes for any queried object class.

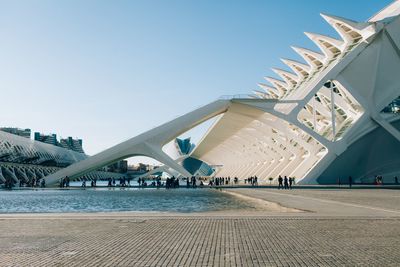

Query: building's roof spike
[253,90,271,99]
[271,68,299,87]
[249,94,262,99]
[320,13,366,31]
[264,77,288,97]
[258,83,281,98]
[304,32,344,58]
[291,46,325,69]
[280,58,311,78]
[320,13,376,43]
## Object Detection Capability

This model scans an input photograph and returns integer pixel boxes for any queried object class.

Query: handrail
[218,94,253,100]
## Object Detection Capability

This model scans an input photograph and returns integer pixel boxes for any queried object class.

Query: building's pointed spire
[249,94,262,99]
[253,90,271,99]
[280,58,311,78]
[291,46,325,69]
[258,83,280,98]
[320,13,374,43]
[264,77,288,96]
[304,32,344,58]
[271,68,299,87]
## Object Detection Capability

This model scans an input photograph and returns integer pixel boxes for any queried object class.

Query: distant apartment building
[59,137,84,154]
[34,132,85,154]
[107,160,128,174]
[126,163,157,177]
[34,132,57,146]
[0,128,31,139]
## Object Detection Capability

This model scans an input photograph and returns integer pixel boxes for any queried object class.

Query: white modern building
[0,130,125,185]
[44,1,400,185]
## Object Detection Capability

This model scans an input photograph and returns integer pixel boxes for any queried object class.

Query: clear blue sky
[0,0,392,158]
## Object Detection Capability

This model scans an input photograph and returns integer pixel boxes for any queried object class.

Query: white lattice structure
[0,131,124,184]
[44,1,400,185]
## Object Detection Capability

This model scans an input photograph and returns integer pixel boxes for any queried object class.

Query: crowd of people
[107,177,132,187]
[5,173,400,190]
[6,175,279,189]
[166,176,179,188]
[59,176,70,188]
[277,175,294,190]
[21,177,46,188]
[186,176,200,188]
[1,177,46,189]
[244,176,258,186]
[62,174,400,190]
[209,176,236,186]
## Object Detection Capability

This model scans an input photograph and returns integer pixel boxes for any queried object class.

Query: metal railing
[218,94,253,100]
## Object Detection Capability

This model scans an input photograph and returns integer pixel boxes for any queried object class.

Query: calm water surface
[0,188,257,213]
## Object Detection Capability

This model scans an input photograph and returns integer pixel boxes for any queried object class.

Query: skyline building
[59,137,84,154]
[34,132,58,146]
[34,132,84,154]
[0,127,31,139]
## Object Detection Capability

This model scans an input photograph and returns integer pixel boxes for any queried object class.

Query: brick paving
[0,216,399,266]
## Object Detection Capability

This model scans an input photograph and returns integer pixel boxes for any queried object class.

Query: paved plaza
[0,188,399,266]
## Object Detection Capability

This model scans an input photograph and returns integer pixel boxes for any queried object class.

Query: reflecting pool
[0,188,258,213]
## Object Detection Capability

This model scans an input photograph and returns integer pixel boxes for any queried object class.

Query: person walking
[289,177,293,189]
[395,176,399,184]
[278,175,283,189]
[284,176,289,190]
[348,176,352,188]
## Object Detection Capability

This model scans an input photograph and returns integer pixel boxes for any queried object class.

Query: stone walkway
[227,188,400,217]
[0,188,399,266]
[237,188,400,212]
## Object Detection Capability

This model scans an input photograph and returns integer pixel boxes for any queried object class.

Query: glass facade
[382,96,400,114]
[176,138,193,155]
[182,157,214,176]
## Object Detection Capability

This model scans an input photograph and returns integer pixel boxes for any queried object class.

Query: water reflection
[0,188,257,213]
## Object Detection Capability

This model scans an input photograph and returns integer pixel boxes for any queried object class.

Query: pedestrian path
[228,188,400,217]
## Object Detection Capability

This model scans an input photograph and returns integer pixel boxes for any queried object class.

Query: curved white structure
[45,1,400,185]
[0,131,125,184]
